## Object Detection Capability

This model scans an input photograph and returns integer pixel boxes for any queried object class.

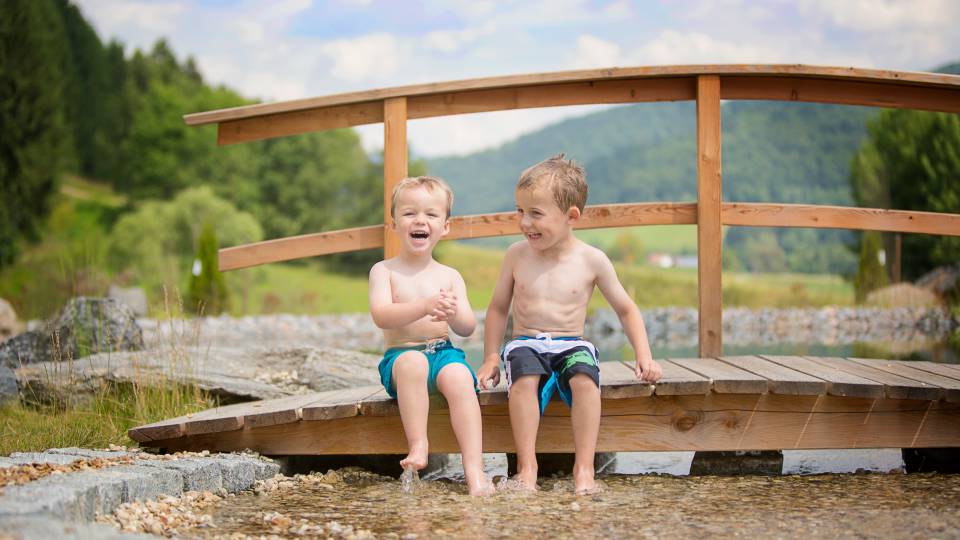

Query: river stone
[140,458,222,493]
[0,297,143,368]
[108,286,148,318]
[0,365,17,403]
[0,515,153,539]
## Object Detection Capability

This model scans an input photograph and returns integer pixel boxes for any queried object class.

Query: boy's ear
[441,217,450,236]
[567,206,581,223]
[390,218,397,231]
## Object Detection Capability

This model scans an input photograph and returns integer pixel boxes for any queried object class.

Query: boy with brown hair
[476,155,662,494]
[369,175,493,496]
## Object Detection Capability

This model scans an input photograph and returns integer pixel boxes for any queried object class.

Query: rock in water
[0,297,144,368]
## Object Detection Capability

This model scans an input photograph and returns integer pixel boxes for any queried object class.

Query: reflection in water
[192,469,960,539]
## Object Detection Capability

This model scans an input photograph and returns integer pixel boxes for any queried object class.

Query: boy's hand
[475,358,501,390]
[428,289,457,322]
[636,357,662,383]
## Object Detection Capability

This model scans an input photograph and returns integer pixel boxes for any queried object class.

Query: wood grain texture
[218,225,383,271]
[186,64,960,127]
[217,101,382,145]
[719,355,827,395]
[654,359,712,395]
[760,356,884,398]
[846,358,960,402]
[722,203,960,237]
[806,357,943,401]
[600,360,653,399]
[674,357,768,394]
[696,75,723,357]
[383,97,407,259]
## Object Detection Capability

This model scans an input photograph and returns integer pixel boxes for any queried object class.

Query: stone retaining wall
[0,447,279,539]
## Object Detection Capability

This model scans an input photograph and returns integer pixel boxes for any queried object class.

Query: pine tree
[188,223,229,316]
[0,0,70,267]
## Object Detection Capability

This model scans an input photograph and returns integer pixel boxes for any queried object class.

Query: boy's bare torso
[381,258,457,347]
[510,239,597,338]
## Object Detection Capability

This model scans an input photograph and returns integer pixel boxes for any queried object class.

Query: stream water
[185,468,960,539]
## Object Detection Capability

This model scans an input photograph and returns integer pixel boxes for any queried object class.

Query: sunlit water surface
[190,469,960,539]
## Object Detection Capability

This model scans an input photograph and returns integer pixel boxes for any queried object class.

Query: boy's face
[392,185,450,256]
[515,185,580,252]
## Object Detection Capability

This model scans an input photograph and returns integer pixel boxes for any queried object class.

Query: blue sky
[75,0,960,157]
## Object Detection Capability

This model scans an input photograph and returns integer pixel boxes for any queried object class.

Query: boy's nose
[519,214,532,228]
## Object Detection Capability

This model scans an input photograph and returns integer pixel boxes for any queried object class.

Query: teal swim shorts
[378,340,477,398]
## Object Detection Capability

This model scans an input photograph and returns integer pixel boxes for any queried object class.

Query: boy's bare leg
[437,364,494,496]
[508,375,542,490]
[393,351,430,471]
[569,373,601,493]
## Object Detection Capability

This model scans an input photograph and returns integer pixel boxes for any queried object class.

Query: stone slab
[138,458,222,493]
[8,452,84,466]
[46,448,139,460]
[0,514,153,539]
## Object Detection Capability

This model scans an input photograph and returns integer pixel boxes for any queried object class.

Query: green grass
[574,224,702,255]
[0,383,214,455]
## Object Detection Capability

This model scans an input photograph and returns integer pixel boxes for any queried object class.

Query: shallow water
[191,470,960,539]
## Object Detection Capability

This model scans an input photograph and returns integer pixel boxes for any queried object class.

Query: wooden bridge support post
[383,97,409,259]
[697,75,723,357]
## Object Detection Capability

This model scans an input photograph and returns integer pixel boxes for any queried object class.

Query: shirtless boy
[369,175,493,496]
[476,155,663,494]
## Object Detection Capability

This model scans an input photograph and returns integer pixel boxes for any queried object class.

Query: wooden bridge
[131,356,960,453]
[130,64,960,453]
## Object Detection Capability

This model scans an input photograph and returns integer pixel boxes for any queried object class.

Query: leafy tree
[188,222,229,315]
[850,109,960,280]
[855,231,888,301]
[0,0,70,267]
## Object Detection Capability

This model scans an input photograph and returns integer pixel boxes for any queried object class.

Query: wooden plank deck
[130,356,960,454]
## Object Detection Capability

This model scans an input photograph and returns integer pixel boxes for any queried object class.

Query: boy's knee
[393,351,428,379]
[510,374,540,394]
[436,363,474,392]
[568,373,599,393]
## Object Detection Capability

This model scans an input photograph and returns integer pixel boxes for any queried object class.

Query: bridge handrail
[184,64,960,356]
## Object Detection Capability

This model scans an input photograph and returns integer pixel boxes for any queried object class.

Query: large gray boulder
[16,345,381,403]
[0,297,144,369]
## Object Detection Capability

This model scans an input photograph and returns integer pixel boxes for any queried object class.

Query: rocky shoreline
[0,447,280,539]
[135,306,957,353]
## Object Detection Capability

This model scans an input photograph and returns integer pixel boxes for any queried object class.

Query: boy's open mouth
[410,231,429,239]
[525,232,542,240]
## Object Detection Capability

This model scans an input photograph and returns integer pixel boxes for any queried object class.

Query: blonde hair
[517,154,587,212]
[390,175,454,218]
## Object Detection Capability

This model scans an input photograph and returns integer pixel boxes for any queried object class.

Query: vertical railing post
[383,97,408,259]
[696,76,722,357]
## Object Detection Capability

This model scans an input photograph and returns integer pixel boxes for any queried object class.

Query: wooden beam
[407,78,695,119]
[721,76,960,114]
[696,75,723,358]
[218,225,383,272]
[185,64,960,127]
[722,203,960,236]
[141,393,960,454]
[217,101,382,146]
[383,97,407,259]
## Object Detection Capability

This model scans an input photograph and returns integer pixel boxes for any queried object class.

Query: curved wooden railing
[184,64,960,357]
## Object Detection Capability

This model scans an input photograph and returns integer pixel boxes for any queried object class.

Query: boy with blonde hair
[476,155,662,494]
[369,175,493,496]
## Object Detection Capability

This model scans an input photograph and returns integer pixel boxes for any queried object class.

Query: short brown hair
[517,154,587,212]
[390,175,454,218]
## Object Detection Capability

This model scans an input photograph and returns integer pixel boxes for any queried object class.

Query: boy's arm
[476,245,518,389]
[591,250,662,383]
[446,270,476,337]
[368,262,438,330]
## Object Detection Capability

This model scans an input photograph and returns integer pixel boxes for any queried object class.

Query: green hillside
[427,100,875,273]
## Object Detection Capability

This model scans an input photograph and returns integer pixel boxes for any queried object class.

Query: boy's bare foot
[513,468,538,491]
[573,465,596,495]
[399,441,429,471]
[467,476,496,496]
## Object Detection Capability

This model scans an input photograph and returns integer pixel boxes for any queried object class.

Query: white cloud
[636,29,784,65]
[569,34,622,68]
[75,0,186,51]
[798,0,957,31]
[423,25,494,54]
[320,33,405,83]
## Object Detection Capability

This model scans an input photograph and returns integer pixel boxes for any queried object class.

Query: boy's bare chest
[389,269,451,302]
[514,259,594,298]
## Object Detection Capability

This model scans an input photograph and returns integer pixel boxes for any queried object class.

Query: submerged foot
[465,471,495,497]
[399,441,429,471]
[573,467,599,495]
[399,466,421,494]
[496,472,537,492]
